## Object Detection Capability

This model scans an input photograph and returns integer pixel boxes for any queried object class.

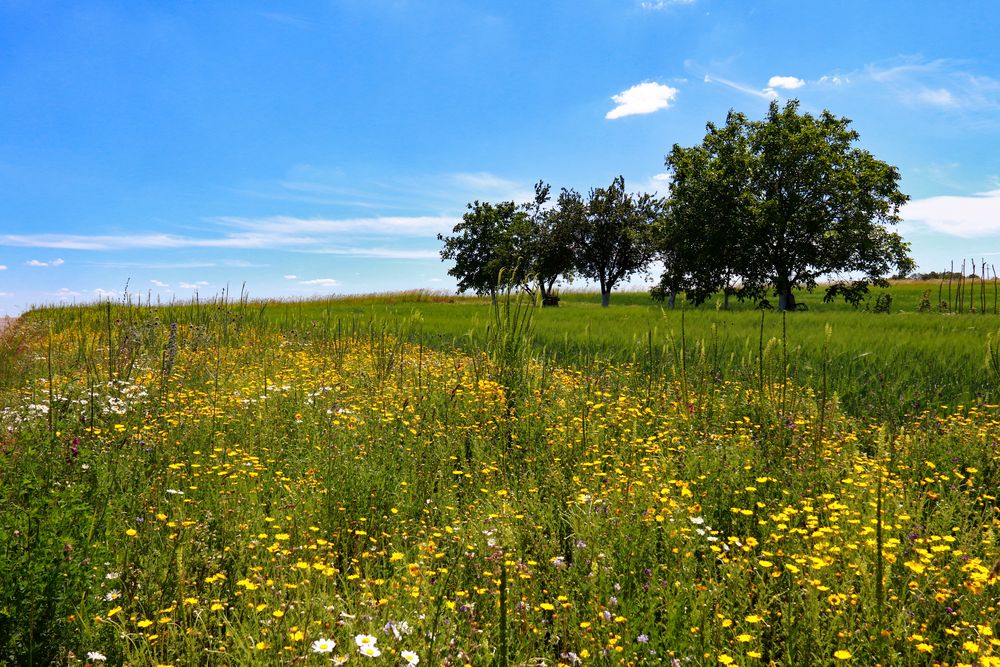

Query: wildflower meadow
[1,289,998,666]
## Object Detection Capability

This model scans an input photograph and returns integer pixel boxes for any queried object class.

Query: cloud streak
[703,74,778,100]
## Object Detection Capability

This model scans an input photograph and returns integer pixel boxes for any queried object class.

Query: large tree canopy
[663,100,914,310]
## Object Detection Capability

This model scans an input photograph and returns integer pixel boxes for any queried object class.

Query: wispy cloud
[179,281,210,289]
[94,288,117,298]
[903,189,1000,237]
[640,0,695,8]
[150,279,169,288]
[26,258,65,267]
[240,167,534,214]
[283,274,298,280]
[0,265,6,271]
[606,82,679,120]
[314,247,440,260]
[449,172,520,191]
[0,216,457,255]
[860,57,1000,111]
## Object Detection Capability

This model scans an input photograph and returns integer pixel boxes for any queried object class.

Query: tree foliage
[521,181,577,301]
[661,100,914,310]
[569,176,664,307]
[437,199,529,299]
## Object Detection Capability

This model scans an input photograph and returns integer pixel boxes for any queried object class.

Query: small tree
[437,200,530,300]
[521,181,576,302]
[570,176,664,307]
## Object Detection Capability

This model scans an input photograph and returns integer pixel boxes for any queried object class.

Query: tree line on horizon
[438,100,915,310]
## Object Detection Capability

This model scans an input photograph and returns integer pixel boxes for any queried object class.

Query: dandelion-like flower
[401,649,420,665]
[86,651,107,662]
[312,638,336,653]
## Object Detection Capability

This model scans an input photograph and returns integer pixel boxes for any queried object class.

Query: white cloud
[178,281,209,289]
[56,287,80,299]
[26,258,64,267]
[606,82,679,120]
[150,279,169,288]
[0,265,6,270]
[94,288,117,298]
[51,258,65,266]
[903,189,1000,237]
[283,274,298,280]
[767,75,805,90]
[299,278,339,288]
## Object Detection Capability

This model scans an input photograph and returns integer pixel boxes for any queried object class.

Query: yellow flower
[126,528,138,537]
[962,641,979,653]
[745,615,763,624]
[137,619,154,628]
[736,634,753,643]
[833,649,851,660]
[718,655,734,665]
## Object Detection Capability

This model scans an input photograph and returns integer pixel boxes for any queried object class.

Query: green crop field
[1,284,999,666]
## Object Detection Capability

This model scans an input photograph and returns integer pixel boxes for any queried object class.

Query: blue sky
[2,1,999,314]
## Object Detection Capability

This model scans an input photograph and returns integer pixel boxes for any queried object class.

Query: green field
[182,280,1000,423]
[1,284,999,666]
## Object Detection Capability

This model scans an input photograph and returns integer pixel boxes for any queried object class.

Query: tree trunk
[778,291,796,312]
[601,291,611,308]
[723,291,730,310]
[668,292,676,309]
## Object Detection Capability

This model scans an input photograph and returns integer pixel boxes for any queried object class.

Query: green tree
[521,181,577,302]
[655,115,754,308]
[570,176,664,307]
[437,200,530,300]
[663,100,913,311]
